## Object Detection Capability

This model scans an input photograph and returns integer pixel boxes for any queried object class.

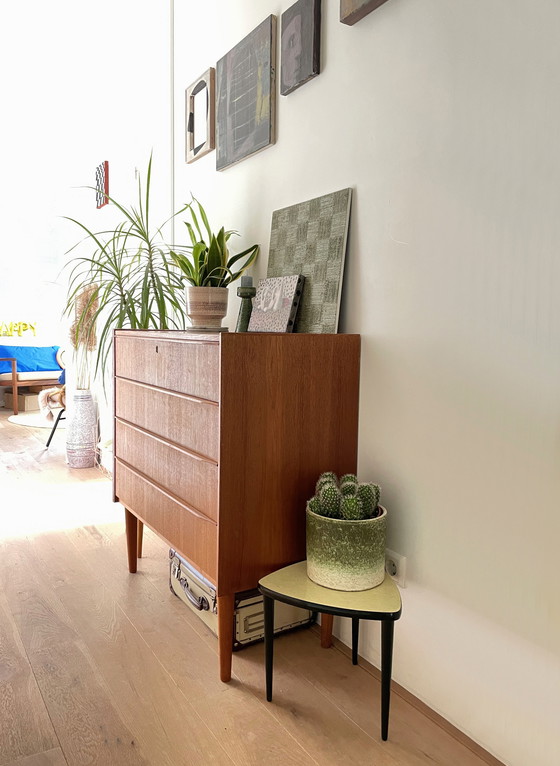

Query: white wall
[173,2,560,764]
[0,1,172,348]
[0,0,172,426]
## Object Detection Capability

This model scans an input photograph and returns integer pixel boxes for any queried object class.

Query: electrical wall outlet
[385,549,407,588]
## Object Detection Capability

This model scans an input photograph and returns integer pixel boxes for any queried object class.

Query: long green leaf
[227,243,259,270]
[195,197,213,242]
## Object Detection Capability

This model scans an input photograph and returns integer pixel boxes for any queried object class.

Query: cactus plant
[308,496,322,516]
[315,471,338,495]
[340,482,357,498]
[356,482,381,518]
[340,495,364,520]
[306,471,387,591]
[319,483,342,518]
[308,472,381,521]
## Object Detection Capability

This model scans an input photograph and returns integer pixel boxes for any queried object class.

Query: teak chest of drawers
[113,329,361,682]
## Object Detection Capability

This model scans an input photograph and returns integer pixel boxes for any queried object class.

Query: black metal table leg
[380,619,394,741]
[352,616,359,665]
[263,594,274,702]
[46,408,65,448]
[259,562,401,743]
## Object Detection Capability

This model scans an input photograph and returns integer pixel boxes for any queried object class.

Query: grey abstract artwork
[215,16,277,171]
[281,0,321,96]
[267,189,352,333]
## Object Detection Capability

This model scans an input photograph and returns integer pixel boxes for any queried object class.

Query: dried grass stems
[70,285,99,389]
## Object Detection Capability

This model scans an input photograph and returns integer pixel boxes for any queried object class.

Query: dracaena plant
[63,154,188,382]
[170,198,259,287]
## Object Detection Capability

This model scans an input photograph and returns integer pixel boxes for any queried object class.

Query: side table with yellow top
[259,561,402,741]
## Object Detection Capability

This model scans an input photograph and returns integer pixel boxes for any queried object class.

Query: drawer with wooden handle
[115,461,217,583]
[114,335,219,401]
[115,419,218,522]
[115,378,219,462]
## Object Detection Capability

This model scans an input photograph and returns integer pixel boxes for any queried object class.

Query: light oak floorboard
[47,528,319,766]
[0,411,498,766]
[0,541,152,766]
[30,534,238,766]
[2,748,68,766]
[0,590,58,765]
[279,628,487,766]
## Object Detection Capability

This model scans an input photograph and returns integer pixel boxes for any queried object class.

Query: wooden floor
[0,409,492,766]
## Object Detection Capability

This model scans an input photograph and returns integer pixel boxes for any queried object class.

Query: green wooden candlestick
[236,276,256,332]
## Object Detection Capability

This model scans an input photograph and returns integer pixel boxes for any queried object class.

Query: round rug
[7,412,66,429]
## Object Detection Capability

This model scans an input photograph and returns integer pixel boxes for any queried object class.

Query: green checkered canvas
[267,188,352,333]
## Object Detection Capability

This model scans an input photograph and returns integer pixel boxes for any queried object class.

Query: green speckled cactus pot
[306,505,387,591]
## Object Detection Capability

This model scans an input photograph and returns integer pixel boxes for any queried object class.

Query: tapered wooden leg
[381,619,395,741]
[124,509,138,574]
[217,593,235,682]
[263,595,274,701]
[137,520,144,558]
[320,613,333,648]
[352,616,359,665]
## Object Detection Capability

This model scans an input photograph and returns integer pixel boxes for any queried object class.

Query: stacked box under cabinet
[113,329,360,681]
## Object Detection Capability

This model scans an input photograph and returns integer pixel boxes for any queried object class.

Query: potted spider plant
[169,198,259,331]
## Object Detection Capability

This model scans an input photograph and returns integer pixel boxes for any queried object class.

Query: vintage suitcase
[169,550,315,649]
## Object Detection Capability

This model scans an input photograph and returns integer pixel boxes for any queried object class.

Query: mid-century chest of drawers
[113,329,360,682]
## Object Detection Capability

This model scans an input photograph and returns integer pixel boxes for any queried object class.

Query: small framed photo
[281,0,321,96]
[95,161,109,208]
[185,67,215,163]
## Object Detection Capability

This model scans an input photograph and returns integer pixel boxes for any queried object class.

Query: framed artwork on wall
[280,0,321,96]
[215,15,277,171]
[267,188,352,334]
[185,68,215,163]
[340,0,390,26]
[95,161,109,208]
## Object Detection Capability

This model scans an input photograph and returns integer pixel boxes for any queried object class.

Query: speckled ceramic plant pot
[185,286,228,330]
[306,505,387,591]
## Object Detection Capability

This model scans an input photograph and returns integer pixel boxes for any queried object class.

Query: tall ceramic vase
[66,389,98,468]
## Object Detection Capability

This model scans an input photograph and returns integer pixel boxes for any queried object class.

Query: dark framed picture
[281,0,321,96]
[216,15,276,171]
[95,161,109,208]
[185,68,215,163]
[340,0,390,26]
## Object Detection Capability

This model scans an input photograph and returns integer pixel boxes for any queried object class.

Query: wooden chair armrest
[0,358,17,383]
[0,358,18,413]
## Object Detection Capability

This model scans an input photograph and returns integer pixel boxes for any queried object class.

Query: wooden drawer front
[115,420,218,522]
[115,335,219,401]
[115,378,219,462]
[116,461,217,583]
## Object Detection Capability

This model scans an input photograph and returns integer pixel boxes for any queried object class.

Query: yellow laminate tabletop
[259,561,401,618]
